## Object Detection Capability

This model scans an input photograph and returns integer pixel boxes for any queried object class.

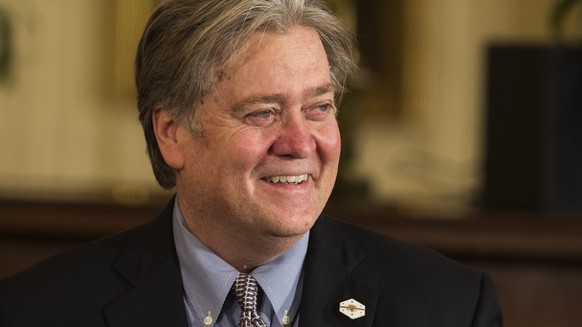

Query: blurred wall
[347,0,580,214]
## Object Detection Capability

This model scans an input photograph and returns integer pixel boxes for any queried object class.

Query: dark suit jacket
[0,200,502,326]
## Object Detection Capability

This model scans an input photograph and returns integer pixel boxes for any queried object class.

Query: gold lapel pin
[339,298,366,320]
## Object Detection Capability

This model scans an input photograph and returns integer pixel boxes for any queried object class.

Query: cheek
[219,130,272,170]
[317,122,341,163]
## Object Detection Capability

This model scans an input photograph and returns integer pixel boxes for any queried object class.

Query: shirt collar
[252,230,308,323]
[172,198,308,326]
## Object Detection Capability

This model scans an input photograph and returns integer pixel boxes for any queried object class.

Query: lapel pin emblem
[339,298,366,320]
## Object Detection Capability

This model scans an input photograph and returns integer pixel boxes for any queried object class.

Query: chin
[264,211,320,237]
[266,227,311,239]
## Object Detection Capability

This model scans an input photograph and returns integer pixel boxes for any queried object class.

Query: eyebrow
[231,83,336,113]
[306,83,336,98]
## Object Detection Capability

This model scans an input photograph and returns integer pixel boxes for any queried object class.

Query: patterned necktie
[233,273,268,327]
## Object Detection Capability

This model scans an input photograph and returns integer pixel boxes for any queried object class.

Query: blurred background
[0,0,581,325]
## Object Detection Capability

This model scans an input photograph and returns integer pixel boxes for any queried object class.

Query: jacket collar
[300,215,380,326]
[103,199,188,327]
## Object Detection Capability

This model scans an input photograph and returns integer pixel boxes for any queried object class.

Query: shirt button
[282,311,291,326]
[203,312,213,326]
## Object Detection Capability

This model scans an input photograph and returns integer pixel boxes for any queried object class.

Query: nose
[269,116,316,159]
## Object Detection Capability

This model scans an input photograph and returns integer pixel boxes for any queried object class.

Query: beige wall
[0,0,578,208]
[0,0,159,203]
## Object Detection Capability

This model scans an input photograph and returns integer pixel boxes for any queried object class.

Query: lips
[263,174,309,184]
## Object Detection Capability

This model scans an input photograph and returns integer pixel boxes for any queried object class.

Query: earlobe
[152,107,185,170]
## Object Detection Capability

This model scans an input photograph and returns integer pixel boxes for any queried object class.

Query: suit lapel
[103,200,188,327]
[300,216,379,326]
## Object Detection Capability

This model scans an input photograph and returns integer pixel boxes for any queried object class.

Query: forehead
[215,26,332,101]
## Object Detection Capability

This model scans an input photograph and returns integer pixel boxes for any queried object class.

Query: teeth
[266,174,308,184]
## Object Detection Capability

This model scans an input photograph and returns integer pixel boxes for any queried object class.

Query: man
[0,0,502,326]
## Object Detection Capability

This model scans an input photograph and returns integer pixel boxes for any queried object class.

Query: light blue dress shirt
[173,199,308,327]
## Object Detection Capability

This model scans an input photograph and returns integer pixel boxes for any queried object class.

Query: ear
[152,107,185,170]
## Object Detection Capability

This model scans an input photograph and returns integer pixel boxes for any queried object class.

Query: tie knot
[233,273,259,311]
[233,273,267,327]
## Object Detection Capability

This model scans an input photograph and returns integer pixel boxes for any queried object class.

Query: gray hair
[136,0,357,189]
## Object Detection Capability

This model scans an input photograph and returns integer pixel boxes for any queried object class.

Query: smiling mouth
[263,174,309,184]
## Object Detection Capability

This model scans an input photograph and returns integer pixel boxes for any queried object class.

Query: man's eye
[305,103,335,121]
[317,104,334,112]
[245,109,277,126]
[253,109,273,118]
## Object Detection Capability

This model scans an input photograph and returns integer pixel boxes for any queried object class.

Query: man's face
[168,26,340,240]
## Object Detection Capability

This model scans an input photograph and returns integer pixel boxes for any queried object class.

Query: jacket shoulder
[0,207,175,325]
[314,215,488,301]
[316,214,476,275]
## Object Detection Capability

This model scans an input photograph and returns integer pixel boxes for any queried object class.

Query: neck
[178,204,303,272]
[193,222,302,272]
